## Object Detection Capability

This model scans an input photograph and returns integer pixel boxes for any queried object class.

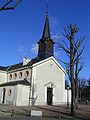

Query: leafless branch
[58,59,69,65]
[62,27,71,41]
[62,39,69,50]
[1,0,12,9]
[74,46,85,62]
[56,42,70,57]
[59,44,70,53]
[0,0,22,11]
[77,62,85,75]
[65,64,70,80]
[74,36,85,55]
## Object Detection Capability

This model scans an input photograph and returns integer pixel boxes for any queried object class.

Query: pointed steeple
[37,0,54,60]
[42,0,51,39]
[42,15,51,39]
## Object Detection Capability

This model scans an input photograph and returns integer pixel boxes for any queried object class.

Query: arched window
[9,74,12,80]
[25,71,29,77]
[40,42,44,50]
[13,73,17,79]
[8,89,12,96]
[19,72,23,78]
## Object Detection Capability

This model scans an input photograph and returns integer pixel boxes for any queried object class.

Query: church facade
[0,14,71,106]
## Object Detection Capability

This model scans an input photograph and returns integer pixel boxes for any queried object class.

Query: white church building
[0,14,71,106]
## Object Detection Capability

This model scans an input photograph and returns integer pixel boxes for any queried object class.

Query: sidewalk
[0,104,90,119]
[36,104,90,120]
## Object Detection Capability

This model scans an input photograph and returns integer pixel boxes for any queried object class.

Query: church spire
[42,0,51,39]
[37,0,54,60]
[46,0,48,16]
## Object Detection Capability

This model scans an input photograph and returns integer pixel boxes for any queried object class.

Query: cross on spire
[42,0,51,39]
[38,0,54,60]
[46,0,49,16]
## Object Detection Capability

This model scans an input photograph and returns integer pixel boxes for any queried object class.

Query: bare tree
[65,79,70,89]
[31,81,38,106]
[28,78,38,116]
[0,0,22,11]
[78,78,86,102]
[87,78,90,86]
[74,52,85,109]
[57,23,85,116]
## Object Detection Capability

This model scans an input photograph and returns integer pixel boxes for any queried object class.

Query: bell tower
[38,0,55,60]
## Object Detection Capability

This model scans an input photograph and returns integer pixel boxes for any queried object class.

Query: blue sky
[0,0,90,79]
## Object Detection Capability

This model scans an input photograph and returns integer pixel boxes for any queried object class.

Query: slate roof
[6,62,23,71]
[0,79,30,87]
[42,15,51,39]
[0,66,7,71]
[0,57,41,72]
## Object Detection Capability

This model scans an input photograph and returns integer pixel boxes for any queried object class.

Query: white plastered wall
[7,68,31,82]
[0,85,18,105]
[0,70,7,84]
[16,84,29,106]
[5,86,16,105]
[32,57,66,105]
[0,70,7,103]
[63,89,71,104]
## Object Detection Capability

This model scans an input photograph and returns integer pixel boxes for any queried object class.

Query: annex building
[0,14,71,106]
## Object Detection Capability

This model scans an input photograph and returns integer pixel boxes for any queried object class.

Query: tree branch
[74,46,85,62]
[77,62,85,75]
[62,39,70,51]
[74,36,85,56]
[1,0,12,9]
[58,59,70,65]
[0,0,22,11]
[58,43,70,53]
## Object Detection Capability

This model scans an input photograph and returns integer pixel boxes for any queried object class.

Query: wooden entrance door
[47,87,53,105]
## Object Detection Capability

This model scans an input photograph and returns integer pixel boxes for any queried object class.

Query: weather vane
[46,0,49,16]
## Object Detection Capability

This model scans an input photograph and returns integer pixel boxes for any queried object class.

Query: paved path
[0,104,89,120]
[0,117,81,120]
[0,117,60,120]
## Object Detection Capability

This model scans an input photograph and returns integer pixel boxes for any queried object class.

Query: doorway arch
[45,82,56,105]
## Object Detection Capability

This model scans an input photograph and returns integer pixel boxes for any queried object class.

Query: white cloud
[17,44,38,58]
[52,35,60,39]
[50,16,61,41]
[54,51,60,58]
[30,44,38,55]
[50,16,58,28]
[17,46,29,55]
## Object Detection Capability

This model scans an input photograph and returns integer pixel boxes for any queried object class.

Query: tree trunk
[59,23,84,116]
[71,82,75,116]
[75,52,79,109]
[70,35,75,116]
[75,81,79,109]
